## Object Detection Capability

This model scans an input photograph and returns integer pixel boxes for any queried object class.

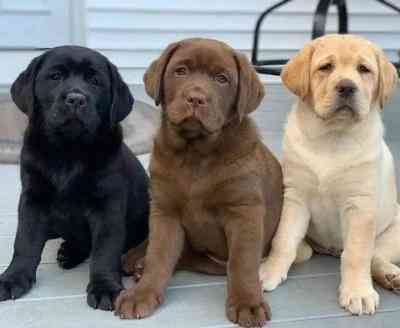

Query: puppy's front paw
[339,282,379,315]
[226,299,271,327]
[259,257,288,292]
[114,287,164,319]
[0,272,34,301]
[86,279,122,311]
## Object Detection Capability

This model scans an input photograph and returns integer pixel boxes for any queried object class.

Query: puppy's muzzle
[184,89,209,110]
[65,92,88,112]
[335,79,357,99]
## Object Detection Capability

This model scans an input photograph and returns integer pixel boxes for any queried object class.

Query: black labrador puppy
[0,46,149,311]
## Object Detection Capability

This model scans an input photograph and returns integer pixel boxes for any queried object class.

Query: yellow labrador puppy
[259,34,399,315]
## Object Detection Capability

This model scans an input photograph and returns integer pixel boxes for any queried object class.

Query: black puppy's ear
[109,62,134,125]
[11,54,44,116]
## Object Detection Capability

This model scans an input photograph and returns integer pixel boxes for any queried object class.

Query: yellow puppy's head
[282,34,398,123]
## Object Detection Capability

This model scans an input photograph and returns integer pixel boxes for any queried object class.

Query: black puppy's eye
[50,72,62,80]
[175,66,187,76]
[90,76,100,86]
[358,64,370,74]
[215,73,228,84]
[319,63,333,72]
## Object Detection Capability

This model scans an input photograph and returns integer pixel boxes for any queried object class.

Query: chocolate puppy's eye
[215,74,228,84]
[175,66,187,76]
[358,64,370,74]
[319,63,333,72]
[50,72,62,80]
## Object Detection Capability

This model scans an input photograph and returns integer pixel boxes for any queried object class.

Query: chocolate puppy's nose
[65,93,87,110]
[336,79,357,98]
[185,91,207,107]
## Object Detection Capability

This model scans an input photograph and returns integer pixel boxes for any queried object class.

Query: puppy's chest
[45,160,86,193]
[284,138,366,194]
[154,161,229,256]
[27,162,98,218]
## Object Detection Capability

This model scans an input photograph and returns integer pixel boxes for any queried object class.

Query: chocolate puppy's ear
[108,61,134,125]
[11,54,45,116]
[234,51,265,122]
[143,42,180,106]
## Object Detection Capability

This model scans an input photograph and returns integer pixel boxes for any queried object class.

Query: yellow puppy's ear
[234,52,265,122]
[376,48,398,109]
[281,43,314,100]
[143,42,180,106]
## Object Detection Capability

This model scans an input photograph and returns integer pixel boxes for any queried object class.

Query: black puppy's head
[11,46,133,142]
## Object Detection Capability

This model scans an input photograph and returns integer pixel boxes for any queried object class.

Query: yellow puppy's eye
[175,66,187,76]
[358,64,370,74]
[319,63,333,72]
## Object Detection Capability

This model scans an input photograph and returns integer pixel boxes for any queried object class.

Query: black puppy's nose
[336,79,357,98]
[65,93,87,110]
[185,91,207,107]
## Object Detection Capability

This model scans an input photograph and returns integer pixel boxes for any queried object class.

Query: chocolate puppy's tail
[121,240,148,275]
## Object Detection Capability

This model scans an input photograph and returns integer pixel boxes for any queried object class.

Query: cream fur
[260,34,400,316]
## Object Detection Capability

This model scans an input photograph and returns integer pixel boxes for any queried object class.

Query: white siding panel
[0,1,71,48]
[89,30,399,56]
[88,12,400,33]
[87,0,400,86]
[87,0,397,15]
[0,1,79,89]
[0,51,44,88]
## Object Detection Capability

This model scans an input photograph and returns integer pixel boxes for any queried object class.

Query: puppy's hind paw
[384,273,400,293]
[57,241,89,270]
[373,262,400,293]
[122,256,145,283]
[259,259,288,292]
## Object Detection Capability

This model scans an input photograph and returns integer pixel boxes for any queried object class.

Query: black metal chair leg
[312,0,348,39]
[312,0,332,38]
[375,0,400,14]
[251,0,399,76]
[252,0,348,75]
[251,0,294,75]
[375,0,400,73]
[335,0,349,34]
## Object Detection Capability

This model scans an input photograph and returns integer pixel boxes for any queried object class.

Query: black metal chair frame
[252,0,400,76]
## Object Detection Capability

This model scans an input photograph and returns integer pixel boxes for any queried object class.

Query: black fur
[0,46,149,311]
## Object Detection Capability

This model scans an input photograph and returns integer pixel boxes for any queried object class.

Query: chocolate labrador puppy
[0,46,149,311]
[115,38,283,327]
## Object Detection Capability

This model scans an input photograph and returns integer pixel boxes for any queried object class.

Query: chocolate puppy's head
[144,38,264,142]
[11,46,133,143]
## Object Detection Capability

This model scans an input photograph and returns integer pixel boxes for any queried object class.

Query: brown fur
[114,38,283,327]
